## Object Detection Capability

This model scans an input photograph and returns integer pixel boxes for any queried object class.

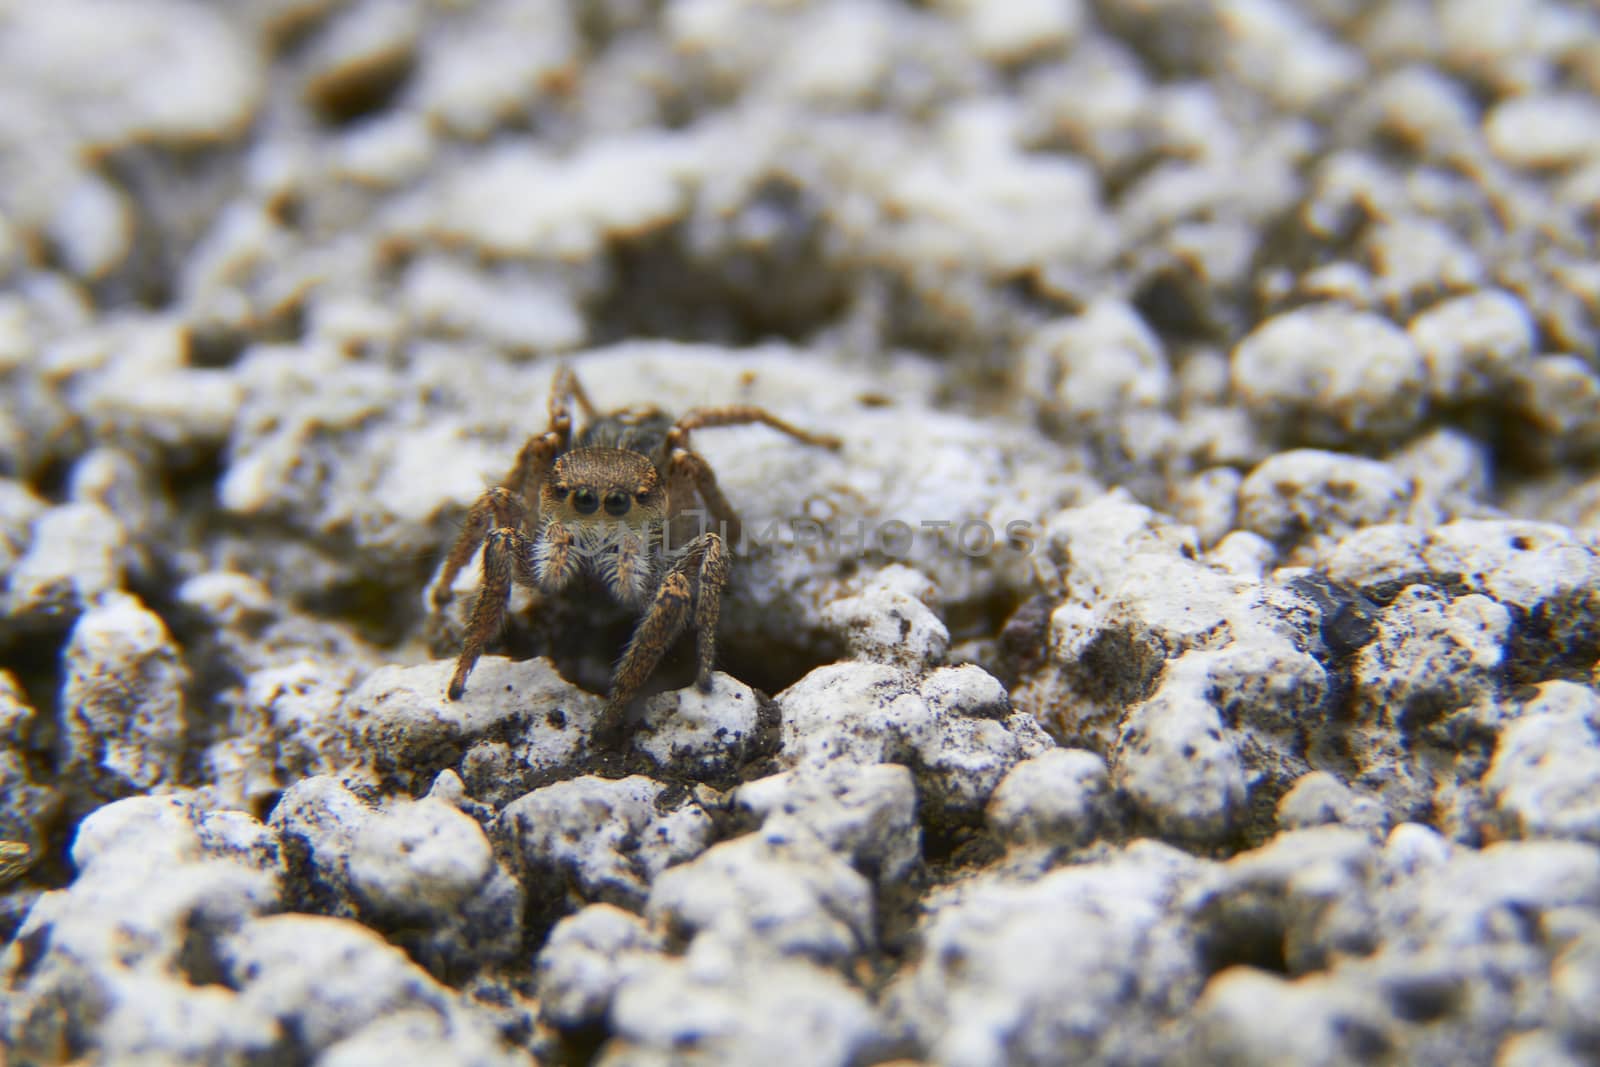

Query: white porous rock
[758,2,898,106]
[985,747,1112,850]
[68,448,168,550]
[889,842,1205,1066]
[432,133,702,260]
[1498,1030,1592,1067]
[821,563,950,669]
[777,661,1050,826]
[0,478,48,577]
[1171,466,1242,551]
[1353,66,1481,160]
[1238,449,1412,555]
[1348,586,1510,822]
[1207,529,1277,579]
[412,0,578,137]
[46,172,132,281]
[1364,217,1486,314]
[1187,827,1379,977]
[734,761,921,886]
[59,591,187,797]
[1113,654,1249,844]
[1212,0,1364,111]
[236,657,365,790]
[221,914,497,1055]
[1485,92,1600,170]
[1017,492,1328,777]
[73,315,243,452]
[1231,304,1427,443]
[1549,912,1600,1060]
[0,1,262,148]
[1511,356,1600,461]
[1277,771,1392,837]
[5,503,127,625]
[1174,818,1600,1060]
[172,569,387,805]
[604,935,891,1067]
[0,662,32,748]
[1422,520,1600,638]
[269,774,523,978]
[1433,0,1591,93]
[1485,682,1600,845]
[1194,967,1391,1067]
[1380,839,1600,1050]
[268,775,371,919]
[220,340,475,582]
[852,98,1113,280]
[1321,523,1432,594]
[632,672,762,781]
[299,0,420,121]
[317,1008,534,1067]
[341,657,602,798]
[1407,290,1535,400]
[1185,822,1600,1058]
[347,795,497,919]
[399,256,585,355]
[0,674,56,856]
[535,904,666,1031]
[645,824,875,966]
[1387,428,1492,525]
[939,0,1084,64]
[1,796,282,1063]
[330,112,435,189]
[495,775,714,913]
[1019,298,1171,427]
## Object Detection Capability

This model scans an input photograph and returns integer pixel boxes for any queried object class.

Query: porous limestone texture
[4,1,1600,1064]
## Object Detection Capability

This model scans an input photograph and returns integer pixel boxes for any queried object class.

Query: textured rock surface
[4,2,1600,1064]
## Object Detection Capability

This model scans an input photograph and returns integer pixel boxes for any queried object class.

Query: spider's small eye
[572,489,599,515]
[603,491,631,517]
[551,486,569,503]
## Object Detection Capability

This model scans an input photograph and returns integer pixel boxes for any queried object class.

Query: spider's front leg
[601,532,728,732]
[431,487,526,612]
[448,522,575,700]
[434,366,591,610]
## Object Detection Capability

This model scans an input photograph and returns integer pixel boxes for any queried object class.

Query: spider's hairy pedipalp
[533,519,578,590]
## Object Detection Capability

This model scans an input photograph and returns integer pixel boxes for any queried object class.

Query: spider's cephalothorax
[431,367,840,731]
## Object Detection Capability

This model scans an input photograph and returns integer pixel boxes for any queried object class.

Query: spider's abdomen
[574,408,673,467]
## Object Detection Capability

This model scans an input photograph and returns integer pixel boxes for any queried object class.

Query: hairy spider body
[432,368,838,731]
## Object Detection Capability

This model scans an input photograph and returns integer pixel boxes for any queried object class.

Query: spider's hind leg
[691,533,729,691]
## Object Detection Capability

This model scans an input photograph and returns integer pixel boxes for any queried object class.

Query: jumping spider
[431,367,840,730]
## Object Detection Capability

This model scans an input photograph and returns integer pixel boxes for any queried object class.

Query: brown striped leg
[448,526,540,700]
[669,447,743,546]
[667,406,842,451]
[692,533,728,691]
[432,487,526,611]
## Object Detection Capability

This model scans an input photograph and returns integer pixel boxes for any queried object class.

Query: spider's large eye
[572,489,599,515]
[604,491,631,517]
